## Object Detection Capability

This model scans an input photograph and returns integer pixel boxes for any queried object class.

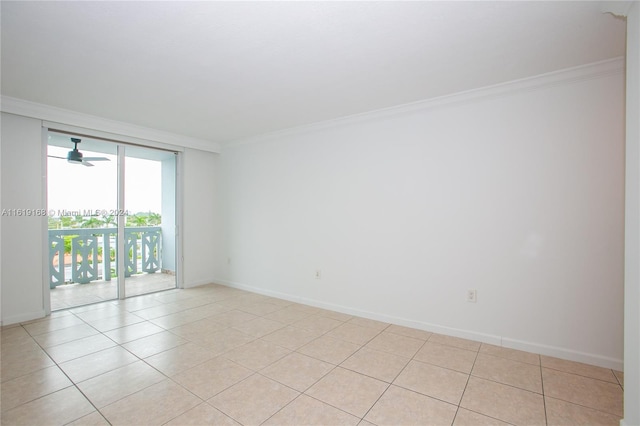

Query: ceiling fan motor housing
[68,137,83,163]
[67,149,83,163]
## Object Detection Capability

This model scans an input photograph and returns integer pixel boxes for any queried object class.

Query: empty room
[1,1,638,425]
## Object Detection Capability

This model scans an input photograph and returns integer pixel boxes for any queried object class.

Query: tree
[81,216,105,228]
[127,214,148,227]
[60,216,75,229]
[48,216,61,230]
[148,212,161,225]
[102,214,116,228]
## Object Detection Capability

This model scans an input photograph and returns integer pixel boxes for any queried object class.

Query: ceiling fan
[48,138,110,167]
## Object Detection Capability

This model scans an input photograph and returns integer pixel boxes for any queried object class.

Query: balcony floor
[50,273,176,311]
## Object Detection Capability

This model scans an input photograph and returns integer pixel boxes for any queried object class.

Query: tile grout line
[450,343,480,425]
[540,354,549,426]
[50,308,208,424]
[262,322,394,424]
[542,394,624,418]
[357,381,392,424]
[252,366,340,424]
[12,322,112,425]
[74,296,236,425]
[612,368,624,389]
[6,285,625,425]
[540,365,624,385]
[357,329,430,423]
[59,311,163,424]
[173,303,356,424]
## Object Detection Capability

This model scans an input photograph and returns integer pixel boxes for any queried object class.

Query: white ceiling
[1,1,626,146]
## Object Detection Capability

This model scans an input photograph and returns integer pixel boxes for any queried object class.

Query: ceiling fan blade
[82,157,110,162]
[81,161,95,167]
[48,155,66,160]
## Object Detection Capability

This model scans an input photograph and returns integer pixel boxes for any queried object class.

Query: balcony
[49,226,175,310]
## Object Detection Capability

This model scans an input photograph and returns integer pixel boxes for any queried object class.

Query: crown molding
[2,56,623,153]
[224,57,625,149]
[0,96,221,153]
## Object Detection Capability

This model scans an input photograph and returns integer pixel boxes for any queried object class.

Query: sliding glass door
[47,131,177,310]
[123,145,177,297]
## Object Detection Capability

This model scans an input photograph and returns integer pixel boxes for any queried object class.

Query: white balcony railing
[49,226,162,289]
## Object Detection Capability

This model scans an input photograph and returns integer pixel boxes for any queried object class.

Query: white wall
[216,61,625,369]
[181,148,220,288]
[623,2,640,425]
[1,113,46,324]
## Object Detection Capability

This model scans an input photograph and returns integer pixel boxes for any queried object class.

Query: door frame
[42,126,184,313]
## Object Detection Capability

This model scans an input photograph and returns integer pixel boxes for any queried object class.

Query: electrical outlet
[467,289,477,303]
[315,269,322,279]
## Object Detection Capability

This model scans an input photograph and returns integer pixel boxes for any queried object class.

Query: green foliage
[48,216,60,230]
[127,214,150,227]
[102,214,116,227]
[148,212,161,226]
[51,212,161,255]
[63,235,75,254]
[81,217,105,228]
[51,212,161,229]
[60,216,75,228]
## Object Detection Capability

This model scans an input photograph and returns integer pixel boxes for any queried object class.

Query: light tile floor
[1,284,624,425]
[50,273,176,311]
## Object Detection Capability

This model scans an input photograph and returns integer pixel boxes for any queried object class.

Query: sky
[47,146,162,216]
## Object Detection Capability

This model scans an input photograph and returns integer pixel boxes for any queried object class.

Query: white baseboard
[502,337,623,371]
[217,278,503,344]
[213,278,623,371]
[1,309,46,326]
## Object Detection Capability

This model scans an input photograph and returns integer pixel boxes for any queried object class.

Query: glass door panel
[47,133,118,310]
[123,145,177,297]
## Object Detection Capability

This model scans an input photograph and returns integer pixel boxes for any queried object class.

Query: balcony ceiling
[0,1,626,146]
